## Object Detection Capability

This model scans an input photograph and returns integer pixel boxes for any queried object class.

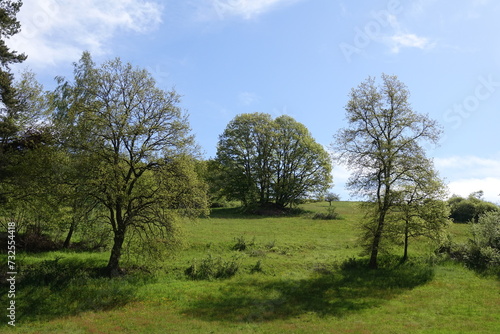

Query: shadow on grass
[0,256,153,323]
[184,258,435,322]
[209,206,311,219]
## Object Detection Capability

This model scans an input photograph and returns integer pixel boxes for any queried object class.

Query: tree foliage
[334,74,443,268]
[0,0,27,203]
[447,192,498,223]
[387,163,450,261]
[325,192,340,206]
[53,53,208,275]
[216,112,332,209]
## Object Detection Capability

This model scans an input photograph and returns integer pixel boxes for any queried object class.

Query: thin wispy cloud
[389,33,435,53]
[8,0,163,67]
[238,92,260,105]
[383,14,435,53]
[201,0,301,20]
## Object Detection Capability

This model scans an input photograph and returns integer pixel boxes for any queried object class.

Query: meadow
[1,202,499,333]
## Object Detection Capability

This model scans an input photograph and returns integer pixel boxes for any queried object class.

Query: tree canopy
[53,53,208,275]
[216,112,332,209]
[334,74,444,268]
[0,0,27,204]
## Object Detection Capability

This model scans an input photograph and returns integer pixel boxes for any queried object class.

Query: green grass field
[2,202,499,333]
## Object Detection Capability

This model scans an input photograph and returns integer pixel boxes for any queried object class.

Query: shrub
[250,260,264,274]
[448,195,499,223]
[443,211,500,274]
[185,254,240,280]
[313,206,339,220]
[449,199,476,223]
[232,235,255,251]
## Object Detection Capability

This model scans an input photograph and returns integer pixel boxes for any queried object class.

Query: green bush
[232,235,255,251]
[250,259,264,274]
[449,199,476,223]
[185,254,240,280]
[313,206,339,220]
[448,195,499,223]
[443,211,500,274]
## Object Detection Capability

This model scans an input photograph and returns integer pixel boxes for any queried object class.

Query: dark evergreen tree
[0,0,27,203]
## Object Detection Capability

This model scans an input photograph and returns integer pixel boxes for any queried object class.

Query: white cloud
[7,0,163,67]
[203,0,301,20]
[389,33,435,53]
[382,15,435,54]
[447,178,500,203]
[238,92,260,105]
[435,155,500,203]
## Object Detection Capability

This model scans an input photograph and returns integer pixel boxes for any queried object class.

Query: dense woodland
[0,2,499,332]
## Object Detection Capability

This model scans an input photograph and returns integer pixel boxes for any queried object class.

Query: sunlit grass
[2,201,498,333]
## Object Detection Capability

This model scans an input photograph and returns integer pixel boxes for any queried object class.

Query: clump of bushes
[185,254,240,280]
[441,211,500,274]
[447,192,498,223]
[313,206,339,220]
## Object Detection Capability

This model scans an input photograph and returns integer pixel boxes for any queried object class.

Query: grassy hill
[2,202,499,333]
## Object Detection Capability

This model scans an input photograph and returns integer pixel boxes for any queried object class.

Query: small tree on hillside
[325,192,340,206]
[334,74,443,269]
[388,163,450,262]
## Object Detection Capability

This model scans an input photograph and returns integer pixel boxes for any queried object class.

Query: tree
[325,192,340,206]
[389,163,450,262]
[0,0,27,203]
[0,70,64,247]
[216,113,332,209]
[334,74,442,269]
[216,113,274,206]
[448,192,498,223]
[53,53,208,275]
[272,115,332,208]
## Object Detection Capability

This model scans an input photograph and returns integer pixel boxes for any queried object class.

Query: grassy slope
[2,202,499,333]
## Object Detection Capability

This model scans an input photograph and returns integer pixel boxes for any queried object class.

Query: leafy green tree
[197,159,228,207]
[324,192,340,206]
[272,115,332,208]
[216,113,274,206]
[53,53,208,275]
[216,113,332,209]
[448,192,498,223]
[0,0,27,203]
[388,163,450,262]
[334,74,442,269]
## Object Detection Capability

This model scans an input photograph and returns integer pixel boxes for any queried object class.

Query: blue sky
[8,0,500,203]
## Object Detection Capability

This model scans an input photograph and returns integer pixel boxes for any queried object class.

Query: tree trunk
[369,210,387,269]
[402,221,409,263]
[106,228,126,277]
[62,219,75,249]
[369,231,381,269]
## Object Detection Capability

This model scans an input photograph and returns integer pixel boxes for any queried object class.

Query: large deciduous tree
[53,53,208,276]
[334,74,443,269]
[216,112,332,209]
